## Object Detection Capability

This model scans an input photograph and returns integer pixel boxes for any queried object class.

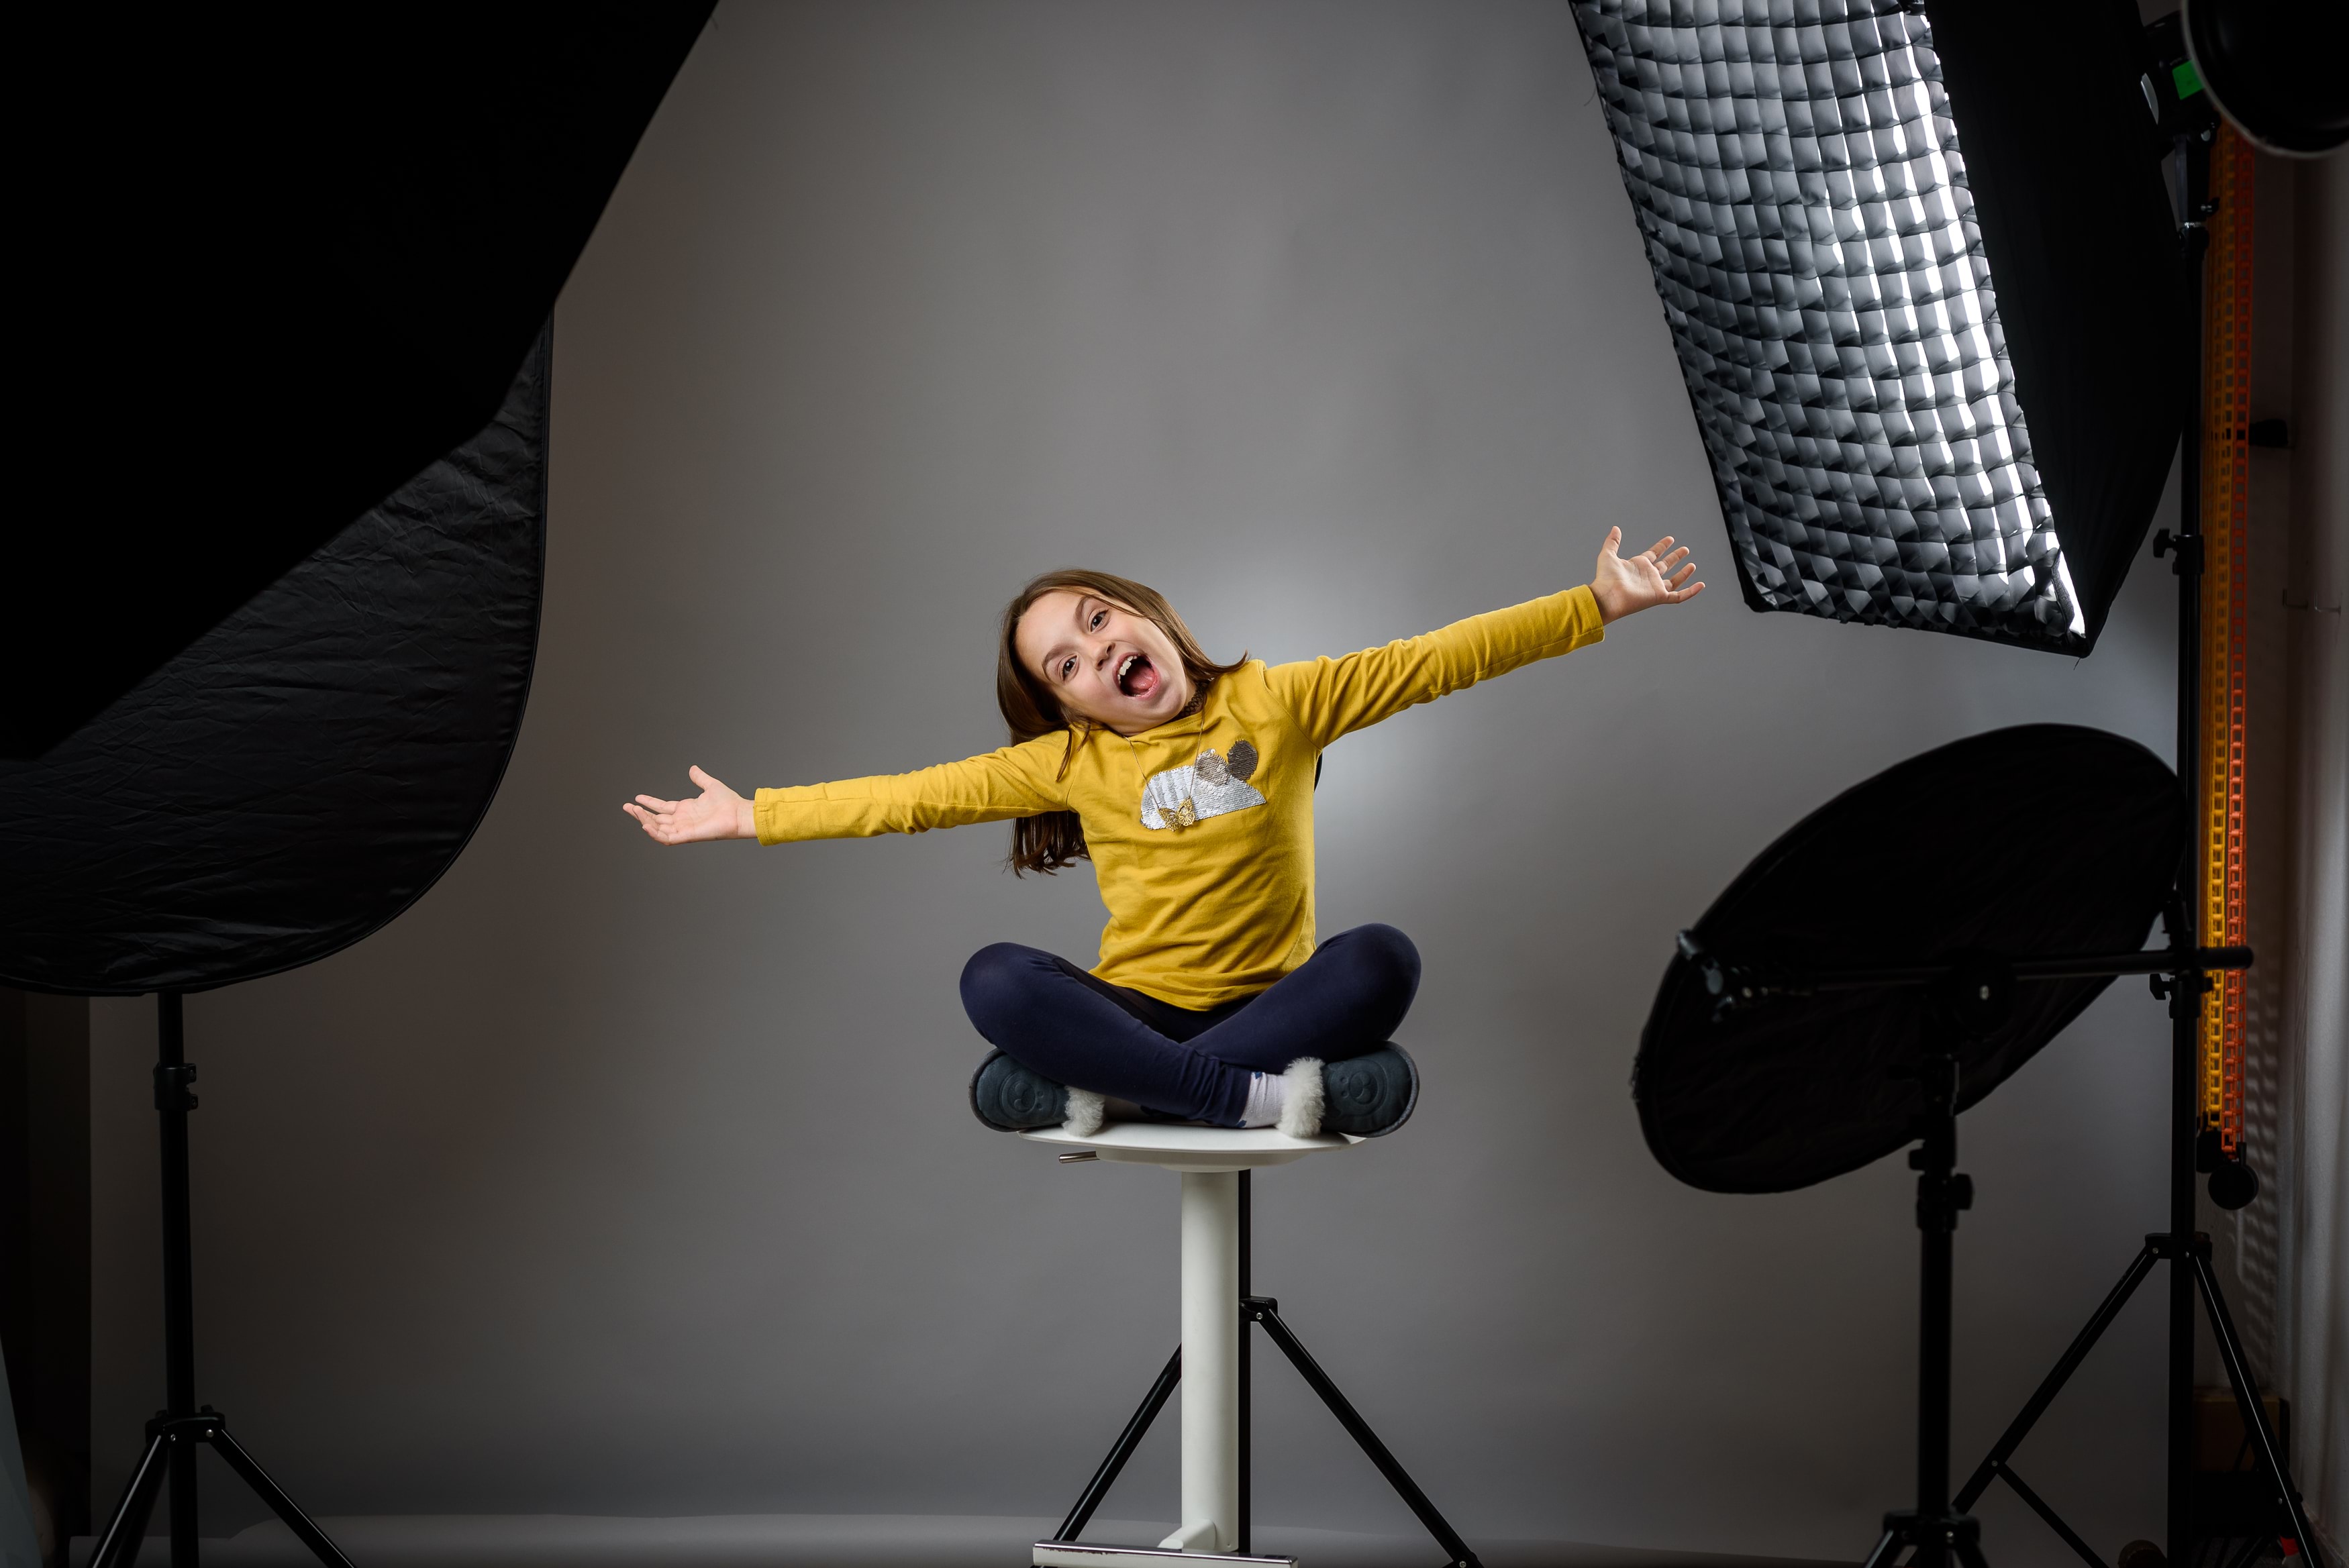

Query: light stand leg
[156,994,201,1567]
[93,992,356,1568]
[1955,1243,2162,1513]
[1920,1153,1954,1565]
[2168,968,2201,1563]
[2168,115,2214,1568]
[1872,1030,1983,1568]
[89,1431,168,1568]
[2187,1253,2316,1553]
[1911,1046,1977,1568]
[206,1426,357,1568]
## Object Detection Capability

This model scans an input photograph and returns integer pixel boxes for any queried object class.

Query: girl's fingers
[636,794,681,812]
[1661,546,1691,572]
[1642,535,1675,562]
[1603,526,1623,556]
[1668,564,1697,588]
[1673,580,1707,601]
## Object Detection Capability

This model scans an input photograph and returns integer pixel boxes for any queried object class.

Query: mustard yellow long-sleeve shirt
[754,584,1606,1008]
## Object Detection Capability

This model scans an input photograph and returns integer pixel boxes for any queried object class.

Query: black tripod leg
[169,1430,197,1568]
[2187,1254,2319,1554]
[2221,1534,2266,1568]
[1954,1243,2160,1513]
[91,1432,170,1568]
[1050,1347,1181,1543]
[205,1426,358,1568]
[1995,1463,2108,1568]
[1250,1304,1481,1568]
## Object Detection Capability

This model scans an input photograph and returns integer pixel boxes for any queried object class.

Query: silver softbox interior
[1575,0,2141,651]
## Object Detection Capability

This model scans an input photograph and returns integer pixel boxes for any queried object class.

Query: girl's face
[1015,588,1195,736]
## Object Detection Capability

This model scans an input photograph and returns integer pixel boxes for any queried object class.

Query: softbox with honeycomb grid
[1572,0,2183,653]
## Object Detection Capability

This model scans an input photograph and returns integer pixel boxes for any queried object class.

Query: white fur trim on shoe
[1277,1058,1324,1138]
[1062,1087,1106,1138]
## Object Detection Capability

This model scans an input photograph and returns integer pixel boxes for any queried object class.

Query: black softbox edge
[0,332,552,998]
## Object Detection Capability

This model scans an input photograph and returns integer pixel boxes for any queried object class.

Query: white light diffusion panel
[1575,0,2087,648]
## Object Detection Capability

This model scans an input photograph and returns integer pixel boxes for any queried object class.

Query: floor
[70,1512,1847,1567]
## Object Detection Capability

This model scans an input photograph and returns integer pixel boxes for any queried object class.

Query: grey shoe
[1319,1044,1419,1137]
[970,1049,1069,1131]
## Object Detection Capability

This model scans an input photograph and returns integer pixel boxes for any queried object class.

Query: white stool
[1021,1122,1481,1568]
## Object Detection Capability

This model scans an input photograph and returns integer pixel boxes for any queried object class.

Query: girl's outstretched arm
[1266,528,1705,748]
[626,765,754,845]
[625,737,1072,847]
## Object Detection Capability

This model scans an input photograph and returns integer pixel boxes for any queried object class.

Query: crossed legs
[958,924,1420,1126]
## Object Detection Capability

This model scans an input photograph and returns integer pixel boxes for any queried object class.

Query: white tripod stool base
[1024,1124,1358,1566]
[1158,1522,1225,1553]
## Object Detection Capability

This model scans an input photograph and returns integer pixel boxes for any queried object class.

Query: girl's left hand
[1590,527,1705,624]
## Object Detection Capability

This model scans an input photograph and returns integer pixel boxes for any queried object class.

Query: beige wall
[2206,139,2347,1557]
[2276,146,2348,1547]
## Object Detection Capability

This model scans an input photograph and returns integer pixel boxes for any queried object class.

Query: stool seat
[1021,1122,1360,1172]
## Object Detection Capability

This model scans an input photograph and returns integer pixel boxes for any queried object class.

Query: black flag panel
[0,333,552,996]
[10,7,713,756]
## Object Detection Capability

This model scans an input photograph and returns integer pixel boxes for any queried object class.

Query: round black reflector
[2185,0,2349,158]
[1634,724,2183,1195]
[0,333,548,996]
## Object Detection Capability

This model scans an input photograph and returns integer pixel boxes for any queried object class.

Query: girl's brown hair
[997,568,1246,876]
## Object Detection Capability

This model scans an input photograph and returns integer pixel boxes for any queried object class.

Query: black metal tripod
[1682,937,2269,1568]
[1861,991,1990,1568]
[1042,1170,1481,1568]
[1944,93,2317,1568]
[88,994,353,1568]
[1944,906,2315,1565]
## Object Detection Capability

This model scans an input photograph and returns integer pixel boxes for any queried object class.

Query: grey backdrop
[91,3,2192,1560]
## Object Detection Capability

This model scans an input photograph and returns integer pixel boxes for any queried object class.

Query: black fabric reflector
[1634,723,2183,1194]
[0,331,550,996]
[1573,0,2182,654]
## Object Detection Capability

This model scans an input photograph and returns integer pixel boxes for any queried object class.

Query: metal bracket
[152,1062,198,1112]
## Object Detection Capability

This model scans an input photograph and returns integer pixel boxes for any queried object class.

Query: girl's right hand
[623,766,756,844]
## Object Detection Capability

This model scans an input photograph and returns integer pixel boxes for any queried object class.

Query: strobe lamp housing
[1574,0,2183,653]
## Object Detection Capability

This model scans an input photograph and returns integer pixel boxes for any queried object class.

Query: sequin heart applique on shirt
[1140,743,1264,831]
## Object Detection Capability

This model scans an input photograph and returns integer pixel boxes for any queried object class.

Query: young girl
[624,528,1701,1139]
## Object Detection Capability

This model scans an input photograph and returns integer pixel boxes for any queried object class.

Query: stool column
[1162,1170,1238,1554]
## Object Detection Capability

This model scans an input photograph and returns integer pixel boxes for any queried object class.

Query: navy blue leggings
[958,923,1420,1126]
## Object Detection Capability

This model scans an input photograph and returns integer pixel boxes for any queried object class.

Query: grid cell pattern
[1574,0,2084,646]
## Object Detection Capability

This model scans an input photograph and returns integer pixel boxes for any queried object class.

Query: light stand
[1948,103,2317,1565]
[1681,940,2260,1568]
[1862,991,1989,1568]
[87,995,353,1568]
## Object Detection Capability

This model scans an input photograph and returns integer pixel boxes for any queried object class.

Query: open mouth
[1115,651,1162,701]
